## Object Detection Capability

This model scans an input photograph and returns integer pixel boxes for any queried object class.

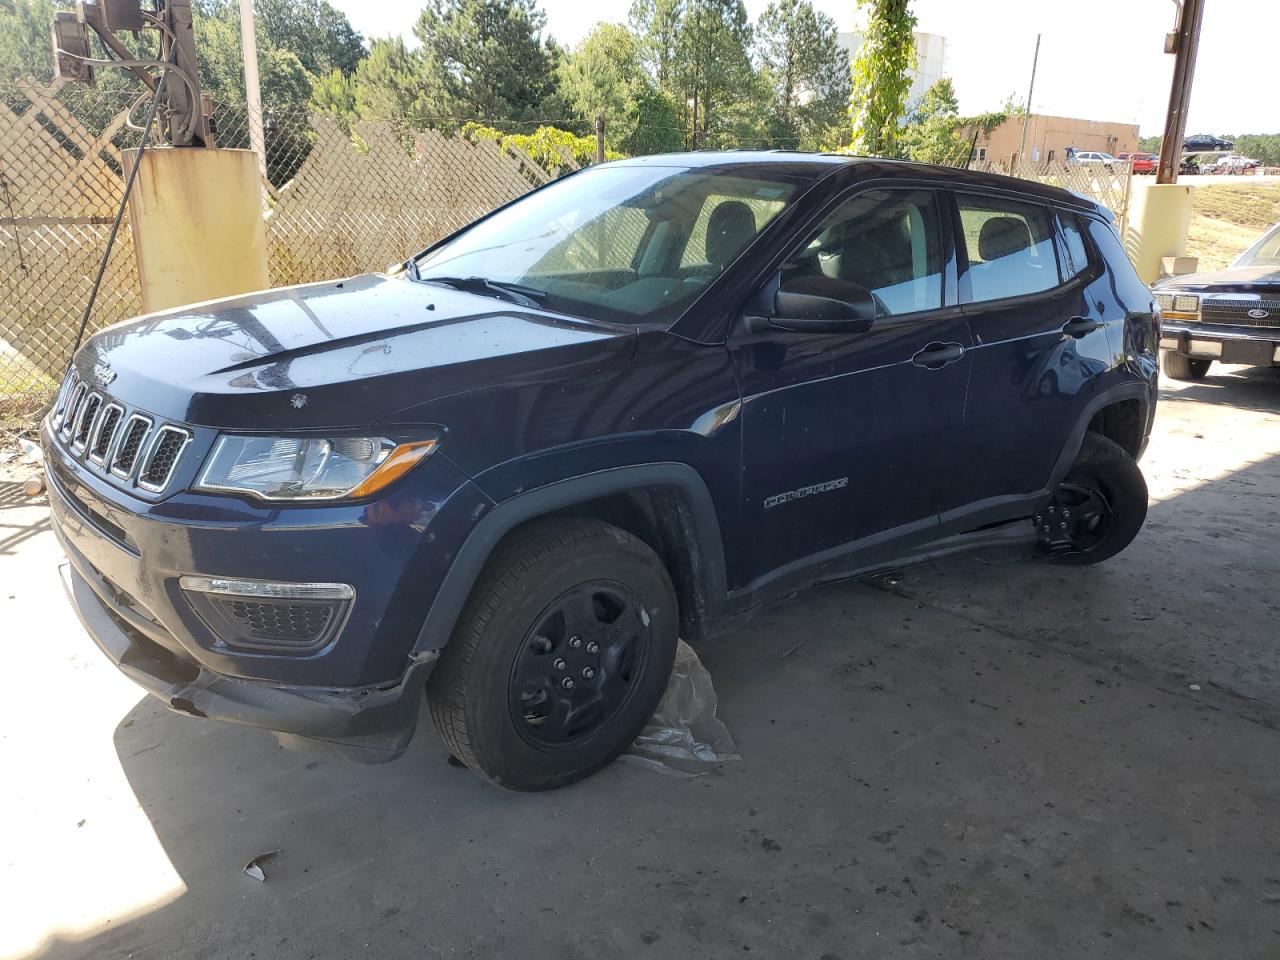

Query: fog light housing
[180,576,353,653]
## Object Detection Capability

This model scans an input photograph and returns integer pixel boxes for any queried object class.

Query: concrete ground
[3,366,1280,960]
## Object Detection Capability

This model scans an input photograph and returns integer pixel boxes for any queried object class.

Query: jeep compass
[45,153,1158,790]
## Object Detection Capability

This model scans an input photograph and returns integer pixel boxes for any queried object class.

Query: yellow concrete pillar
[1123,181,1195,285]
[124,147,268,313]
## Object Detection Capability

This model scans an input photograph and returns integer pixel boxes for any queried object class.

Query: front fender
[410,462,729,655]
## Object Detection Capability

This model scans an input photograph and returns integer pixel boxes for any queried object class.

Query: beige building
[968,113,1141,169]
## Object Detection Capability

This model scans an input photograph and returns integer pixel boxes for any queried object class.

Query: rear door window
[956,195,1060,303]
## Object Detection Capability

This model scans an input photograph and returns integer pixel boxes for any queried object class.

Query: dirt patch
[0,343,57,431]
[1184,182,1280,271]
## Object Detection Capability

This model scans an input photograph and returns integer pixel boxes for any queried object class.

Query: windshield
[412,164,802,325]
[1235,223,1280,268]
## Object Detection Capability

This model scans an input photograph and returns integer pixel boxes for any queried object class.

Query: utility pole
[1156,0,1205,184]
[1017,33,1041,171]
[239,0,267,183]
[595,114,606,165]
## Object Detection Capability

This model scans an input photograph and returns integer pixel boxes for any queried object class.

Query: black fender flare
[1047,381,1153,489]
[410,462,729,655]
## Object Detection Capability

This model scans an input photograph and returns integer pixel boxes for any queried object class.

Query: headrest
[978,216,1033,262]
[706,200,757,268]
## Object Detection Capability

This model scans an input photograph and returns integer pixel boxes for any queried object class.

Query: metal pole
[239,0,267,183]
[1156,0,1205,184]
[595,114,605,165]
[1017,33,1041,172]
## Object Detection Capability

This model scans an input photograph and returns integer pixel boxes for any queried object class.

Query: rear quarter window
[1058,213,1092,279]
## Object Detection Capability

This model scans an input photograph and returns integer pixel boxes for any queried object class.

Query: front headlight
[195,434,440,501]
[1154,292,1199,320]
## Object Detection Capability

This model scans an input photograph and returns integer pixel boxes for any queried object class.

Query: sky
[326,0,1278,136]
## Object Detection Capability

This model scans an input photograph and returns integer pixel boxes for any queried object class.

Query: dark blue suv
[44,153,1158,790]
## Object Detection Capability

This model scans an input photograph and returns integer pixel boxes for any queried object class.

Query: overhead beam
[1156,0,1206,184]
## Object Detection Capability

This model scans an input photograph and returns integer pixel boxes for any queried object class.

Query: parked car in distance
[45,153,1160,790]
[1117,152,1158,174]
[1183,134,1234,152]
[1209,154,1261,175]
[1156,219,1280,379]
[1070,151,1119,168]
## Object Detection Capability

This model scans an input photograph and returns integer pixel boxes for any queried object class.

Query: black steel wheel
[508,581,650,747]
[1039,432,1148,565]
[427,519,678,791]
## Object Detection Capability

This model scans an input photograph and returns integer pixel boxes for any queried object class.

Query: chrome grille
[139,427,189,492]
[72,393,102,451]
[60,382,88,440]
[49,369,191,496]
[111,415,151,479]
[88,404,123,464]
[52,371,80,431]
[1199,298,1280,329]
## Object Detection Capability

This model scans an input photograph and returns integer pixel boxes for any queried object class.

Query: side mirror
[747,276,877,334]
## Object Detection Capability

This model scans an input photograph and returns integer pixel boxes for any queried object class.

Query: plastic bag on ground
[628,639,739,774]
[18,438,43,464]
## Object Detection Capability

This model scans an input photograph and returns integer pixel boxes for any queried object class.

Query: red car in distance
[1117,152,1158,174]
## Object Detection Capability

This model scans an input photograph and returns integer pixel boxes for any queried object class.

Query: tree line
[0,0,858,155]
[13,0,1226,169]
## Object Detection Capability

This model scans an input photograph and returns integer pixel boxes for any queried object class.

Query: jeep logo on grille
[1248,308,1271,320]
[91,360,116,387]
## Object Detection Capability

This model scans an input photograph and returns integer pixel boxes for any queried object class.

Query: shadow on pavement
[0,480,49,555]
[1160,363,1280,413]
[23,375,1280,960]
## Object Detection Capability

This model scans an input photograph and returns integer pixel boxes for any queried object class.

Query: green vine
[845,0,917,156]
[461,122,622,177]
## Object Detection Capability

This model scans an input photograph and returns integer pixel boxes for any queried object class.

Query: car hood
[1156,265,1280,295]
[78,274,637,430]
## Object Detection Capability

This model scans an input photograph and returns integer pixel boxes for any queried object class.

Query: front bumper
[1159,321,1280,366]
[60,558,436,761]
[42,413,492,760]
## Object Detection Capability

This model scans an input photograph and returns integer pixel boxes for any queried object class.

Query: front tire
[1162,351,1212,380]
[1039,432,1148,566]
[427,519,678,791]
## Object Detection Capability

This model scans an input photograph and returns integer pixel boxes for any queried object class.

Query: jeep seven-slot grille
[49,369,191,496]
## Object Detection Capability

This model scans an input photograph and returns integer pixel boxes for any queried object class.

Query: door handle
[1062,316,1102,339]
[911,341,966,370]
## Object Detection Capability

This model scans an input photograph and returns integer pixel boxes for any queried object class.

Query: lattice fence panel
[970,159,1134,231]
[1,79,144,425]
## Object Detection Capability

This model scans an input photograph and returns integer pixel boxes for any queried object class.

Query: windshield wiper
[416,275,547,309]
